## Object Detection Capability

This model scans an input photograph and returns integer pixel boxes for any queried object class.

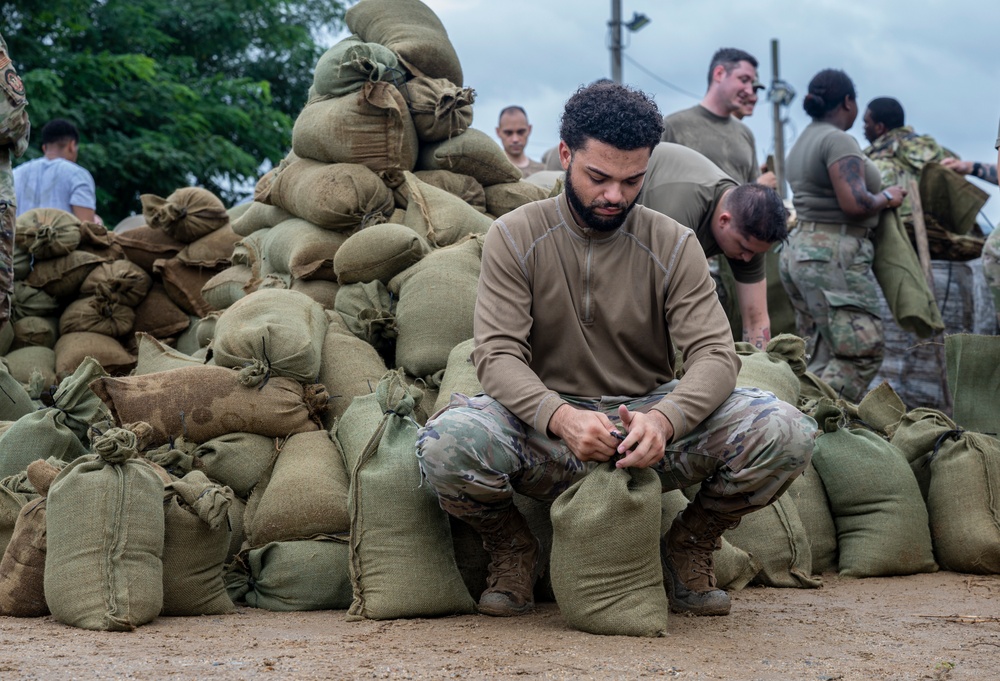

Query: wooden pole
[770,39,786,199]
[610,0,622,83]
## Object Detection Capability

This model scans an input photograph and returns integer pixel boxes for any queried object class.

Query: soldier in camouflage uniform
[417,81,816,620]
[862,97,949,219]
[0,32,29,327]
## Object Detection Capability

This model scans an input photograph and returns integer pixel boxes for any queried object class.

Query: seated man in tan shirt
[417,81,816,619]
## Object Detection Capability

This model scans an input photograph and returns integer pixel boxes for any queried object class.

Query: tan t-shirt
[517,158,547,178]
[661,105,761,184]
[786,121,882,229]
[637,143,763,284]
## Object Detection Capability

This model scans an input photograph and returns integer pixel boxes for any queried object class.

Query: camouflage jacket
[0,32,29,158]
[863,126,948,217]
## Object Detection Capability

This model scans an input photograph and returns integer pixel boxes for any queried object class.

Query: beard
[564,168,635,233]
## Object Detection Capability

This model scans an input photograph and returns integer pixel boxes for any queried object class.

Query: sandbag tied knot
[29,223,57,254]
[92,426,140,464]
[238,358,271,389]
[304,383,330,424]
[375,369,418,418]
[766,334,809,376]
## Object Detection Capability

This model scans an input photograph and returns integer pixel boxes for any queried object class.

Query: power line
[622,54,701,100]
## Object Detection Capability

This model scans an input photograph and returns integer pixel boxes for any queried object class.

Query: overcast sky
[339,0,1000,226]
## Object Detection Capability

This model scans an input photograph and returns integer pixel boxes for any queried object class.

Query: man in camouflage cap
[0,31,29,327]
[862,97,949,219]
[416,81,816,620]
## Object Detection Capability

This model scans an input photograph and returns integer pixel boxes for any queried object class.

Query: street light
[609,1,651,83]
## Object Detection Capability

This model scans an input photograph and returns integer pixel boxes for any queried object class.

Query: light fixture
[624,12,651,32]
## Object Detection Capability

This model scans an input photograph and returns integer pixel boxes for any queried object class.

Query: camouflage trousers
[983,226,1000,333]
[416,383,817,520]
[0,148,14,326]
[779,223,884,402]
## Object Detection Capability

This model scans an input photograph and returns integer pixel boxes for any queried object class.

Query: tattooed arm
[828,155,905,219]
[736,279,770,350]
[940,158,999,186]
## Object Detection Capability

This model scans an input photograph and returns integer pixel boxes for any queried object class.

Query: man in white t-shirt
[14,118,100,223]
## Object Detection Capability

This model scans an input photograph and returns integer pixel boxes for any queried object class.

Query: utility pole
[770,39,787,199]
[610,0,623,83]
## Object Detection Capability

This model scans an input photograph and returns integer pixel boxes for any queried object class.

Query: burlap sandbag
[80,259,152,307]
[3,345,56,387]
[11,315,58,350]
[225,537,353,611]
[24,249,107,301]
[0,360,35,422]
[152,257,218,317]
[550,463,669,637]
[246,430,350,546]
[417,128,522,187]
[172,313,217,356]
[290,278,340,310]
[77,221,123,259]
[256,217,349,282]
[0,496,47,616]
[14,208,81,260]
[483,180,550,219]
[141,187,230,244]
[856,380,907,436]
[346,0,463,86]
[319,310,388,426]
[890,407,957,500]
[133,282,191,339]
[201,265,252,311]
[59,292,135,338]
[54,332,135,379]
[389,235,482,377]
[660,490,760,591]
[116,225,185,273]
[402,76,475,143]
[0,320,12,356]
[399,171,493,247]
[11,282,60,321]
[312,34,402,99]
[785,462,838,574]
[926,431,1000,573]
[291,82,418,183]
[334,222,430,285]
[91,365,325,446]
[433,337,482,412]
[945,334,1000,436]
[45,427,165,631]
[346,370,475,619]
[723,494,821,588]
[810,401,937,577]
[162,470,234,616]
[412,169,487,212]
[735,334,806,405]
[333,279,397,363]
[193,433,276,499]
[211,288,327,384]
[175,224,241,269]
[0,474,38,557]
[231,202,293,237]
[269,159,394,232]
[132,333,201,375]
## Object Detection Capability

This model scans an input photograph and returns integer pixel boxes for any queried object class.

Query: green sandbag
[3,345,56,388]
[319,310,388,426]
[785,462,838,574]
[734,334,806,405]
[11,315,59,349]
[433,337,482,413]
[810,401,937,578]
[551,463,668,637]
[231,202,292,237]
[45,427,165,631]
[412,169,487,212]
[399,171,493,247]
[226,537,353,611]
[345,0,463,86]
[312,35,401,99]
[201,266,252,311]
[11,282,60,321]
[346,370,475,620]
[856,380,907,436]
[725,494,821,589]
[890,407,958,500]
[417,128,522,187]
[483,180,549,219]
[402,76,475,144]
[193,432,277,499]
[0,360,36,422]
[333,279,397,363]
[945,334,1000,436]
[333,222,430,285]
[257,218,350,282]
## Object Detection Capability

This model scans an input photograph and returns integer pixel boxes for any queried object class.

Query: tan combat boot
[464,506,539,617]
[662,497,742,616]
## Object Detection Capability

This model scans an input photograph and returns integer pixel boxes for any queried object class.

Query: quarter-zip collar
[555,192,628,243]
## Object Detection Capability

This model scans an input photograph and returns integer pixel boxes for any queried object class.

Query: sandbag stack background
[0,0,998,637]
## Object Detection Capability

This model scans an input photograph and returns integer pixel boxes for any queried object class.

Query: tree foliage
[2,0,351,223]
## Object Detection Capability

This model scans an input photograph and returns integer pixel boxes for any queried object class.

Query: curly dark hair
[725,183,788,244]
[559,81,663,153]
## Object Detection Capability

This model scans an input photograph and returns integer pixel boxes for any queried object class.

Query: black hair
[866,97,904,130]
[725,183,788,244]
[40,118,79,147]
[802,69,856,119]
[559,81,663,153]
[707,48,758,88]
[498,105,528,125]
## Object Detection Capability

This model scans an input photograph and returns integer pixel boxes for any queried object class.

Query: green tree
[2,0,352,224]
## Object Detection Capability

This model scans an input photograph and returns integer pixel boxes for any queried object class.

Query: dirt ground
[0,571,997,680]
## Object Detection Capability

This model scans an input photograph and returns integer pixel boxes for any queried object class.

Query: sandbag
[318,310,388,426]
[11,315,58,350]
[0,361,35,421]
[945,334,1000,435]
[346,370,475,620]
[175,224,241,269]
[58,292,135,338]
[3,345,56,387]
[201,265,252,311]
[0,496,47,616]
[550,463,668,637]
[290,278,340,309]
[133,282,191,339]
[54,332,135,379]
[192,432,276,499]
[269,158,394,232]
[734,334,806,405]
[334,222,430,285]
[785,462,838,574]
[257,217,350,282]
[116,225,185,273]
[231,202,293,237]
[133,333,205,375]
[890,407,957,499]
[312,34,402,99]
[345,0,463,86]
[80,259,152,307]
[14,208,81,260]
[90,364,325,446]
[334,279,397,363]
[399,171,493,247]
[152,257,218,317]
[0,475,38,558]
[140,187,230,243]
[433,337,482,413]
[417,128,522,187]
[402,76,475,143]
[11,282,60,321]
[483,180,549,219]
[23,249,107,301]
[45,427,165,631]
[723,494,821,588]
[412,169,487,212]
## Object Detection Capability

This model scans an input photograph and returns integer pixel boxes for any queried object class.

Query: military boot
[464,505,539,617]
[662,497,742,616]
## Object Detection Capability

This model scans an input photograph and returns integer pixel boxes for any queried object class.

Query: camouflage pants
[779,223,884,401]
[0,149,14,326]
[983,227,1000,333]
[416,383,816,519]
